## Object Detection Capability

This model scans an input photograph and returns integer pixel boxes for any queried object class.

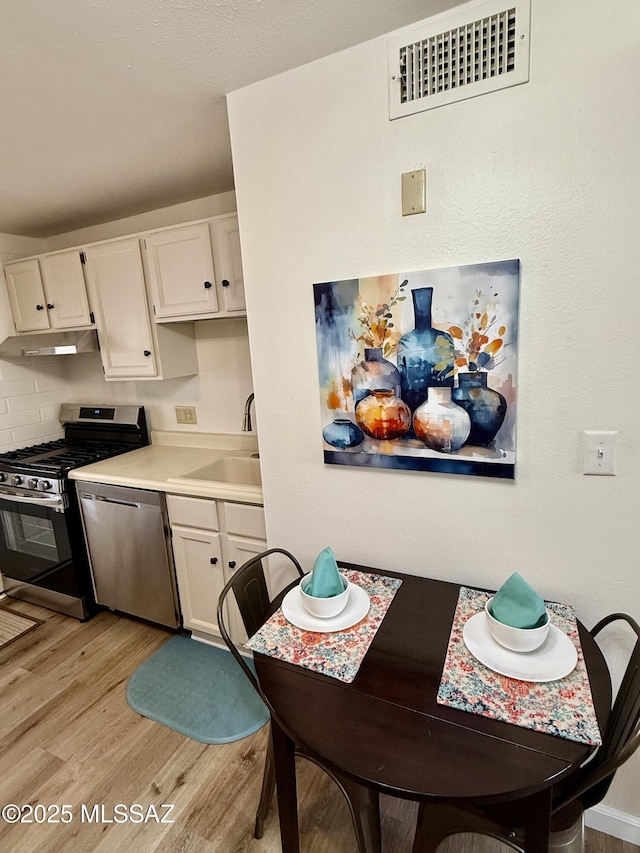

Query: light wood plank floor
[0,599,636,853]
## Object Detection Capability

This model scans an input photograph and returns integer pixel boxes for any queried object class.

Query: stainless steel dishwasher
[76,481,180,628]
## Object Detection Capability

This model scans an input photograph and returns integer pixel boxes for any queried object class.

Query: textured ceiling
[0,0,463,238]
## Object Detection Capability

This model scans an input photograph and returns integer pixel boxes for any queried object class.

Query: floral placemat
[437,586,602,745]
[245,569,402,683]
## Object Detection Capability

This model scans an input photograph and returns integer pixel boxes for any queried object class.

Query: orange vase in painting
[355,389,411,441]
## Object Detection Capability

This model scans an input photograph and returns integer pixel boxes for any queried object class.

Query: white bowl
[484,596,550,652]
[299,572,350,618]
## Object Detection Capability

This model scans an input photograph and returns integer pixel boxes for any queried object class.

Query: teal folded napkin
[490,572,547,629]
[304,546,345,598]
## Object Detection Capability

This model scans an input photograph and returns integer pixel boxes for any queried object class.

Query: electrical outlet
[175,405,197,425]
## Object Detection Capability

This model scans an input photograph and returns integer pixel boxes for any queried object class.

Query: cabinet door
[226,534,268,576]
[144,224,218,320]
[172,525,225,638]
[211,215,246,313]
[226,534,268,643]
[40,250,92,329]
[4,259,50,332]
[83,239,158,378]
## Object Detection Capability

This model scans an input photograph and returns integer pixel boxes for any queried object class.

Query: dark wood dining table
[253,563,612,853]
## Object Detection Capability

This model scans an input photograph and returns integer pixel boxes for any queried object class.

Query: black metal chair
[412,612,640,853]
[216,547,381,852]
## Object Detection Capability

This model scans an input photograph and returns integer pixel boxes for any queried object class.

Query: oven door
[0,490,89,618]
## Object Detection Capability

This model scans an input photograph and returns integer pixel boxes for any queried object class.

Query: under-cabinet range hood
[0,329,99,358]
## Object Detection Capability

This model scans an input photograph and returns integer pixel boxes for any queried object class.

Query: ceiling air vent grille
[388,0,531,118]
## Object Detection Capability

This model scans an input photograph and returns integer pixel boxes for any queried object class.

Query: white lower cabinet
[170,526,225,639]
[167,494,265,644]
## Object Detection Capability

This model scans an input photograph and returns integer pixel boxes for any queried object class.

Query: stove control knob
[40,480,52,491]
[11,475,22,486]
[27,478,39,490]
[0,472,6,483]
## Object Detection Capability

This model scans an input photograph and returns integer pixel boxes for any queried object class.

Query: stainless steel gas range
[0,404,148,619]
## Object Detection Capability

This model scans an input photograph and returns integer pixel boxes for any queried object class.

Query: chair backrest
[554,612,640,813]
[217,547,304,697]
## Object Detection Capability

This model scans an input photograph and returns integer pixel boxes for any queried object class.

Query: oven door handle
[0,491,66,511]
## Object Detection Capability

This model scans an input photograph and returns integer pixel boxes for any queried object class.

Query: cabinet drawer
[224,502,266,539]
[166,494,219,530]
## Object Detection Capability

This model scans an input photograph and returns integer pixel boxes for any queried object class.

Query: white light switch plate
[583,430,617,475]
[401,169,426,215]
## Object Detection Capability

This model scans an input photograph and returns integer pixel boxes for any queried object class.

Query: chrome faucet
[242,392,255,432]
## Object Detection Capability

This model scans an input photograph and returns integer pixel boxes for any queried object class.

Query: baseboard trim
[586,804,640,844]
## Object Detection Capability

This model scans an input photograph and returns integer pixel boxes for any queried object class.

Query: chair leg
[254,733,276,839]
[549,813,584,853]
[412,802,524,853]
[298,754,381,853]
[334,774,382,853]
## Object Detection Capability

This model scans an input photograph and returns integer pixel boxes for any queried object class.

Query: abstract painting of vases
[314,260,519,479]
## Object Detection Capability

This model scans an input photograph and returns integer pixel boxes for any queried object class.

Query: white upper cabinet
[4,259,49,332]
[1,210,243,381]
[4,251,92,332]
[143,223,219,320]
[83,239,158,378]
[40,251,93,328]
[211,214,246,314]
[143,214,246,322]
[83,238,198,381]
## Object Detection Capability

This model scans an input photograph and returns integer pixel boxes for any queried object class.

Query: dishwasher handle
[82,493,143,508]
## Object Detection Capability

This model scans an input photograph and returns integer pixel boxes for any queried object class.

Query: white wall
[227,0,640,821]
[0,193,255,441]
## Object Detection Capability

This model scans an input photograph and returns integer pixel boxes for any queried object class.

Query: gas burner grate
[2,439,69,461]
[0,439,137,475]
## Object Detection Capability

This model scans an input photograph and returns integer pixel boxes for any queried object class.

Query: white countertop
[68,430,263,505]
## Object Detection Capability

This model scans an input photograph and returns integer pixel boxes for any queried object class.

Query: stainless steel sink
[181,456,262,487]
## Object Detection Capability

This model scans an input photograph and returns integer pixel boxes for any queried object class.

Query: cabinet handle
[47,303,54,310]
[204,281,212,289]
[221,279,230,287]
[210,557,218,565]
[36,304,44,310]
[228,561,236,569]
[143,350,151,357]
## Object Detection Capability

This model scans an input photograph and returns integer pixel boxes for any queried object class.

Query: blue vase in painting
[452,371,507,447]
[351,347,401,405]
[397,287,455,413]
[322,417,364,449]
